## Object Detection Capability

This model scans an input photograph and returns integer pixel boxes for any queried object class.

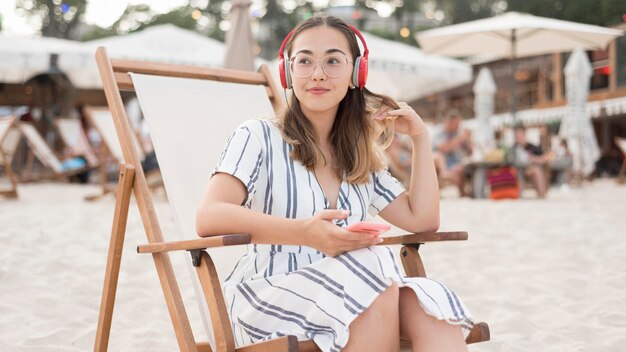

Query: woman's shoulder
[237,118,280,134]
[234,118,283,146]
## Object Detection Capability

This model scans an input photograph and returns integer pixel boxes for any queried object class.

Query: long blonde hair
[278,14,399,184]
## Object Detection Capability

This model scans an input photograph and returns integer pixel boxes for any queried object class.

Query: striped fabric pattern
[213,119,474,351]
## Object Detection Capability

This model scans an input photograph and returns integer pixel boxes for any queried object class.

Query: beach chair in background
[616,137,626,184]
[17,122,90,182]
[93,47,489,352]
[0,116,20,198]
[54,118,100,170]
[82,106,161,201]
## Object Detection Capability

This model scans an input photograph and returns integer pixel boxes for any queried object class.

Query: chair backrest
[18,122,64,174]
[54,118,99,168]
[96,47,283,351]
[84,107,146,162]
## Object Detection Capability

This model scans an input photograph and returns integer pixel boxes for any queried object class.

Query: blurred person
[513,126,551,198]
[550,137,573,189]
[386,132,412,186]
[432,110,473,196]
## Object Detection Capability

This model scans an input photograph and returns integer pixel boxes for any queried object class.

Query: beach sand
[0,179,624,351]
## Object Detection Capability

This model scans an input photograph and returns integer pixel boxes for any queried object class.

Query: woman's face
[289,26,354,118]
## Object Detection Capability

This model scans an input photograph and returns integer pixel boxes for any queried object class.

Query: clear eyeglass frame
[290,53,353,78]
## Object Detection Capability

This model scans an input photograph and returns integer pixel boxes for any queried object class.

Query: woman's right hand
[301,209,384,257]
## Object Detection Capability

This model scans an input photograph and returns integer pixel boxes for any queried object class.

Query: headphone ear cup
[278,57,288,89]
[284,59,292,89]
[352,56,361,88]
[357,56,368,88]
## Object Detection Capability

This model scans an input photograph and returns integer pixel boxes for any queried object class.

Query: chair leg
[1,154,19,198]
[194,251,236,352]
[94,164,135,352]
[618,160,626,184]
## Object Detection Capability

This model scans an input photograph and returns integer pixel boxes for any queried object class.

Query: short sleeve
[368,169,406,216]
[213,120,265,197]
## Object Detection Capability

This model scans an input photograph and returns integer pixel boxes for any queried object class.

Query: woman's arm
[196,173,382,256]
[374,103,440,233]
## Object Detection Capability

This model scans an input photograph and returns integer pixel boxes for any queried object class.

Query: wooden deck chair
[54,118,100,170]
[0,116,20,198]
[616,137,626,184]
[93,47,489,352]
[82,106,161,200]
[17,122,90,181]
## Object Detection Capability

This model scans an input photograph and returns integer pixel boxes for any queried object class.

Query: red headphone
[278,24,369,90]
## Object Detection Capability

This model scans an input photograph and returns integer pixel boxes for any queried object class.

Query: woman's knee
[372,281,400,314]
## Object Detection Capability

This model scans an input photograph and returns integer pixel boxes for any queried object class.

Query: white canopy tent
[64,24,232,89]
[0,34,85,85]
[1,25,266,90]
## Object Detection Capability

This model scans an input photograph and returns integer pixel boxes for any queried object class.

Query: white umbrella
[559,47,600,177]
[472,67,496,152]
[417,12,623,119]
[223,0,256,71]
[269,32,472,102]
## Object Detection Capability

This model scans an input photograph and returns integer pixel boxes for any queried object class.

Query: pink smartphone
[346,221,391,235]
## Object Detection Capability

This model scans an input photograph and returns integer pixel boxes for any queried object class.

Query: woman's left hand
[373,102,428,138]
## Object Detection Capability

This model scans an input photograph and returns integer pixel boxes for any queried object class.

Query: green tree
[506,0,625,27]
[429,0,500,25]
[80,4,154,41]
[16,0,87,39]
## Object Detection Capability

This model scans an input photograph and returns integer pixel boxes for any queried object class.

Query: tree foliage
[506,0,625,27]
[16,0,87,39]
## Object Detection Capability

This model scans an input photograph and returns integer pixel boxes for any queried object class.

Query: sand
[0,179,624,351]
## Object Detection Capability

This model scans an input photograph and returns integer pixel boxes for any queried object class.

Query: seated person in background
[61,146,90,183]
[513,127,550,198]
[550,138,573,188]
[386,133,412,186]
[432,110,473,196]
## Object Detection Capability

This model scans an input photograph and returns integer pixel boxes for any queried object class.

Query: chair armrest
[137,233,251,254]
[380,231,468,245]
[137,231,466,254]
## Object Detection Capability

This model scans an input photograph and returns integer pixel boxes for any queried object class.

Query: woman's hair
[277,14,399,184]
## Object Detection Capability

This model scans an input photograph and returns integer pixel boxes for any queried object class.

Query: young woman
[196,14,473,352]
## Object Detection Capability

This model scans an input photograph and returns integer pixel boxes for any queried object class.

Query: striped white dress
[214,119,474,351]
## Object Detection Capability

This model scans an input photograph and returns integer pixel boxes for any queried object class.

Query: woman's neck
[304,108,338,145]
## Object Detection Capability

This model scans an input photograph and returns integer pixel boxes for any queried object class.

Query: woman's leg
[344,282,400,352]
[399,287,467,352]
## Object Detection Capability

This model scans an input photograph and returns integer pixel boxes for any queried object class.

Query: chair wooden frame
[616,137,626,184]
[0,115,20,198]
[93,47,489,352]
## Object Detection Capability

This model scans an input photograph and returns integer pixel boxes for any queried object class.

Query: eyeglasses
[290,54,352,78]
